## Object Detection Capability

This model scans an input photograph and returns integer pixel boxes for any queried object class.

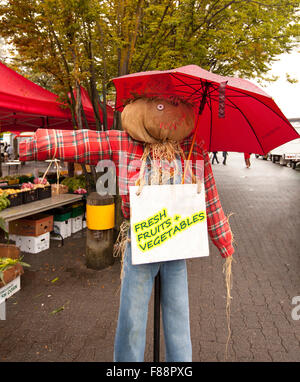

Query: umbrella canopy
[112,65,299,155]
[0,61,114,132]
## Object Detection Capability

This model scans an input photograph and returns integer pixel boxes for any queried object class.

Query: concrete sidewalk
[0,153,299,362]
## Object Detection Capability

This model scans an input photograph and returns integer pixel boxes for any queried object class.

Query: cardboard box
[9,214,53,237]
[53,219,71,239]
[71,204,85,218]
[13,232,50,254]
[71,215,83,234]
[0,276,21,304]
[0,243,20,259]
[53,207,72,222]
[0,265,23,288]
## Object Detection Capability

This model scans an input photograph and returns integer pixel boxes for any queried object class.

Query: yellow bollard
[86,203,115,230]
[85,193,115,270]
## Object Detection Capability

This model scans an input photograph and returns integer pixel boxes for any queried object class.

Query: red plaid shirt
[19,129,234,258]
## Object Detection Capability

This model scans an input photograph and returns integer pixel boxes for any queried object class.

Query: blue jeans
[114,235,192,362]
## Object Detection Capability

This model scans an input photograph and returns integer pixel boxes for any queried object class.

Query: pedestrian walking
[7,144,13,160]
[3,143,8,162]
[222,151,228,165]
[212,151,219,164]
[244,152,251,168]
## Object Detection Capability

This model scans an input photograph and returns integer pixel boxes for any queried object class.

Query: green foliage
[0,217,8,235]
[0,256,30,285]
[0,0,299,96]
[0,192,10,212]
[285,73,298,84]
[61,175,86,192]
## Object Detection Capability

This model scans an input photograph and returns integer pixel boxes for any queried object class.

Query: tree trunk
[75,81,83,130]
[96,20,108,131]
[88,76,102,131]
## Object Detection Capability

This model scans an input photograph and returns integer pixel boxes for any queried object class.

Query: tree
[110,0,300,78]
[0,0,109,129]
[1,1,299,93]
[0,0,114,184]
[0,0,298,227]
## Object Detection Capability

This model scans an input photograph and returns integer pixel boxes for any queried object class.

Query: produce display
[0,175,19,185]
[0,176,52,211]
[21,178,49,191]
[61,175,87,193]
[74,187,87,194]
[0,175,19,181]
[0,188,22,195]
[21,182,35,191]
[17,174,34,184]
[34,177,48,185]
[0,192,10,211]
[0,173,87,212]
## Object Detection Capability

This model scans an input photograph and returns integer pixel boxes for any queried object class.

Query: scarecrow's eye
[157,104,164,111]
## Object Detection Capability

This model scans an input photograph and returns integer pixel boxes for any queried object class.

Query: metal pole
[153,271,161,362]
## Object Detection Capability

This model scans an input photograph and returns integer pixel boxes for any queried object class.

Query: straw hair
[113,220,130,280]
[135,141,187,195]
[223,212,235,360]
[223,255,233,359]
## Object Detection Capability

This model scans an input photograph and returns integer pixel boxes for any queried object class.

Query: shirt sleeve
[202,145,235,258]
[19,128,127,165]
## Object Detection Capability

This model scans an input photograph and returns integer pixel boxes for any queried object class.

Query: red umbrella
[112,65,299,155]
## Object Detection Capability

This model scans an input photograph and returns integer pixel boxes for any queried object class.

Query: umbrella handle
[181,111,201,184]
[181,82,210,184]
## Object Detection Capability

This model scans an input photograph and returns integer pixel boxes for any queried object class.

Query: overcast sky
[253,49,300,119]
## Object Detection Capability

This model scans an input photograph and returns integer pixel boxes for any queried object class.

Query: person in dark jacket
[211,151,219,164]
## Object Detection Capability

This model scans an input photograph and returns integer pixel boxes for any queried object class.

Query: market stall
[0,193,84,222]
[0,61,114,132]
[0,169,87,319]
[0,62,102,320]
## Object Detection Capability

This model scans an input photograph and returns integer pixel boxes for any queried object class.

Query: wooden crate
[51,184,68,195]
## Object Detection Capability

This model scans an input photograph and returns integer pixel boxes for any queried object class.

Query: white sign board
[0,276,21,305]
[130,183,209,265]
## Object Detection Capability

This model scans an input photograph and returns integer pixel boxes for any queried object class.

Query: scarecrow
[19,93,234,362]
[113,95,235,362]
[20,63,300,362]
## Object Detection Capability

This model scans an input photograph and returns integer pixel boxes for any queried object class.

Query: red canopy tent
[0,61,114,132]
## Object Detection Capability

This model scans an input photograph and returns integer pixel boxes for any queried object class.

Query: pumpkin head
[121,97,195,143]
